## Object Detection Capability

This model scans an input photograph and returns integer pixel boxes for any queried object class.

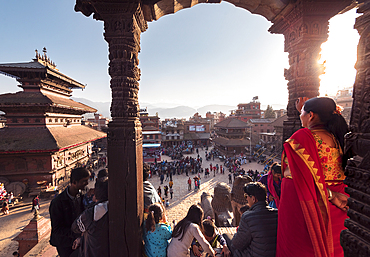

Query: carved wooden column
[340,1,370,256]
[75,1,147,256]
[269,0,352,140]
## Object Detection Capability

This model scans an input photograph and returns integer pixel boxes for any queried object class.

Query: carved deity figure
[231,175,253,226]
[211,182,233,227]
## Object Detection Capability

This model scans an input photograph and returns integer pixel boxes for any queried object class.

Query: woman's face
[300,107,310,128]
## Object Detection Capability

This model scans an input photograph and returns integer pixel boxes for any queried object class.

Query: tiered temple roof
[0,50,106,153]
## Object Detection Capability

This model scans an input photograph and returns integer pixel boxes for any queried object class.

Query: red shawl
[282,128,333,257]
[267,171,280,208]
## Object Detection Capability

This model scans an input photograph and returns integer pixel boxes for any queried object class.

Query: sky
[0,1,360,110]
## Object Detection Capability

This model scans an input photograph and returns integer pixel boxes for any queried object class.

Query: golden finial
[42,47,47,55]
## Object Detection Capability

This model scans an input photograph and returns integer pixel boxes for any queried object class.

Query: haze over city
[0,1,359,113]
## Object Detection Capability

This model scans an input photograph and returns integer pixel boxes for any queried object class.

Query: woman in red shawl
[277,97,349,257]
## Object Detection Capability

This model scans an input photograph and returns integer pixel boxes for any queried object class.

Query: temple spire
[33,47,58,71]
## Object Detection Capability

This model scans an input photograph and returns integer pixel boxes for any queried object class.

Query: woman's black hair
[146,203,163,232]
[172,204,203,241]
[303,97,349,168]
[95,177,108,202]
[270,162,281,174]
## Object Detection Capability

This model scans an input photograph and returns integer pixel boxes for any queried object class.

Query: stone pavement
[148,147,267,224]
[2,149,267,257]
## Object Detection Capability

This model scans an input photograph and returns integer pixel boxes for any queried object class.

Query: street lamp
[246,125,252,157]
[249,126,252,156]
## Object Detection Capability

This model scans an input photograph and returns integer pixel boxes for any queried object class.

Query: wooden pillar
[75,1,147,256]
[269,0,352,140]
[340,1,370,256]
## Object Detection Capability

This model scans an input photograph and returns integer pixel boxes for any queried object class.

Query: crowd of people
[45,97,350,257]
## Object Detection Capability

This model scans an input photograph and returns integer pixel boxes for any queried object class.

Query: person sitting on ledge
[143,163,161,213]
[224,182,278,257]
[71,177,109,257]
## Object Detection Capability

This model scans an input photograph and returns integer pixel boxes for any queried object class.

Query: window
[12,118,18,123]
[24,118,29,123]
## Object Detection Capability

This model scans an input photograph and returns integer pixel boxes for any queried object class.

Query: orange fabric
[277,128,334,257]
[312,132,346,184]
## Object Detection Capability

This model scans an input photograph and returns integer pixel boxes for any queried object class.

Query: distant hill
[72,97,286,119]
[72,97,111,118]
[196,105,235,116]
[147,106,196,119]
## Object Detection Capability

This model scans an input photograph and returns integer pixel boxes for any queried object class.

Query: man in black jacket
[49,167,90,257]
[227,182,278,257]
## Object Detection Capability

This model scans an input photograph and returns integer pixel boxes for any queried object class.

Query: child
[167,205,215,257]
[144,203,172,257]
[191,219,231,257]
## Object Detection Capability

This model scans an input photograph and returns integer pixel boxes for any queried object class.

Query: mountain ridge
[72,97,285,119]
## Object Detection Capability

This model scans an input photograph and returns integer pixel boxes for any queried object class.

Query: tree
[264,105,275,118]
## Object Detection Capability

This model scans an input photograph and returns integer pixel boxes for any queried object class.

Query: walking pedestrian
[157,186,162,198]
[188,177,192,191]
[8,192,13,205]
[170,187,174,199]
[1,201,9,215]
[160,173,164,184]
[228,174,232,184]
[164,185,169,198]
[31,195,40,212]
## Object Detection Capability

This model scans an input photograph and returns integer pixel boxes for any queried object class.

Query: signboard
[196,125,205,132]
[189,125,195,131]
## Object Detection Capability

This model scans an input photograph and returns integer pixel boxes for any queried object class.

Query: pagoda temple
[213,118,258,157]
[0,50,106,191]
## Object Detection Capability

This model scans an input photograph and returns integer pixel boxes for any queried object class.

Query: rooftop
[0,125,106,153]
[215,118,249,129]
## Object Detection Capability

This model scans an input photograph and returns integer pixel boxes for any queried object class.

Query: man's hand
[72,237,81,250]
[268,195,274,203]
[221,245,231,257]
[192,245,202,256]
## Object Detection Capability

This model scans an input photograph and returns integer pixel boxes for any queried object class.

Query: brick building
[229,101,261,122]
[161,119,185,147]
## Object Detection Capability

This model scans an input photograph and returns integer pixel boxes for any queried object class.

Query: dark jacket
[71,201,109,257]
[231,201,278,257]
[49,187,85,248]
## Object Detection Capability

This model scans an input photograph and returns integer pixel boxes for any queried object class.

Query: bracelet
[327,188,333,201]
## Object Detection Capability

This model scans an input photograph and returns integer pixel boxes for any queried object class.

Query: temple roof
[270,114,287,127]
[213,136,258,146]
[0,51,85,89]
[0,91,96,114]
[215,118,249,129]
[0,125,106,153]
[184,133,210,140]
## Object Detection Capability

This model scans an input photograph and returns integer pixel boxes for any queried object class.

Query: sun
[319,9,360,97]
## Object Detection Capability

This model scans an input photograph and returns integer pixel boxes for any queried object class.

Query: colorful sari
[277,128,337,257]
[267,171,281,208]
